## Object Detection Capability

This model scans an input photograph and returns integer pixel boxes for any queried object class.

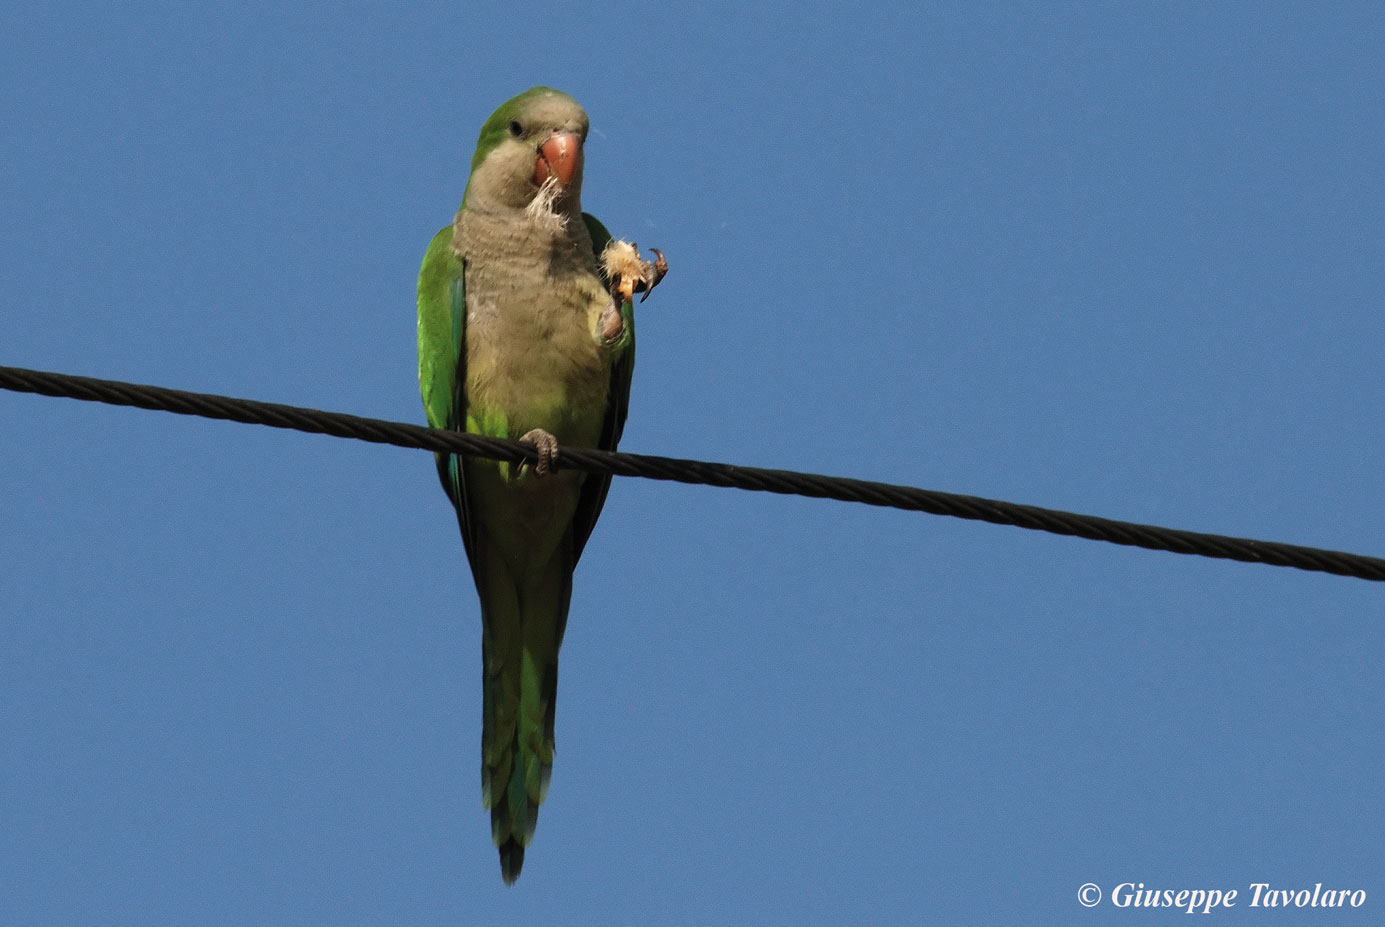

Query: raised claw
[638,248,668,303]
[601,239,669,307]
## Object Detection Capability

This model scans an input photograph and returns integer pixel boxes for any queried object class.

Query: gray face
[471,93,590,212]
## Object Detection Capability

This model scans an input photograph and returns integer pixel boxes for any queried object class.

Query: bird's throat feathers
[454,181,581,254]
[523,176,571,235]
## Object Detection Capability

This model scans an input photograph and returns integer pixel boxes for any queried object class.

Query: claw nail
[639,248,668,302]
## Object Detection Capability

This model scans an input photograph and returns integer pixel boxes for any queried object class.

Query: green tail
[477,538,570,885]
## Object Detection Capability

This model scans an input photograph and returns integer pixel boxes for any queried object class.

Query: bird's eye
[508,120,523,138]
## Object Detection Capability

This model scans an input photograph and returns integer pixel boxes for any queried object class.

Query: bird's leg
[601,240,669,306]
[518,428,559,478]
[598,299,625,343]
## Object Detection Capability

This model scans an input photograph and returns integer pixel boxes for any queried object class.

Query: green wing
[417,223,475,560]
[571,212,635,560]
[417,224,462,435]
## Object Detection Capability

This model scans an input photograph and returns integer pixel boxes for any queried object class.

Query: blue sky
[2,2,1382,923]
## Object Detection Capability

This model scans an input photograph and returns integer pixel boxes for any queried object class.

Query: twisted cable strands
[2,364,1383,583]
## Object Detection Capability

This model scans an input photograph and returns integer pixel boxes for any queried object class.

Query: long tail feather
[476,537,568,884]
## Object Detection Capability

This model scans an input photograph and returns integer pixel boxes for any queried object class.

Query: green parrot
[417,87,662,884]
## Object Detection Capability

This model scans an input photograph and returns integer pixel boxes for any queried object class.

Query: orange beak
[534,131,581,188]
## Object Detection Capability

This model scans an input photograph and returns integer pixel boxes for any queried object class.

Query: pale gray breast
[456,207,612,436]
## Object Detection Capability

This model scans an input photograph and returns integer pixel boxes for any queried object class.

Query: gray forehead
[522,93,588,133]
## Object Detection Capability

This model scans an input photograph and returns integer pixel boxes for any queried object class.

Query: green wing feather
[572,212,635,560]
[417,223,475,561]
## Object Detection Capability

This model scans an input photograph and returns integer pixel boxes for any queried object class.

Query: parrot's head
[463,87,589,218]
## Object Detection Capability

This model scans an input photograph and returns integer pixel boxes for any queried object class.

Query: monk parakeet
[417,87,664,884]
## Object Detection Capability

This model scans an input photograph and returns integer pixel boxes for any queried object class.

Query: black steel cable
[3,363,1383,583]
